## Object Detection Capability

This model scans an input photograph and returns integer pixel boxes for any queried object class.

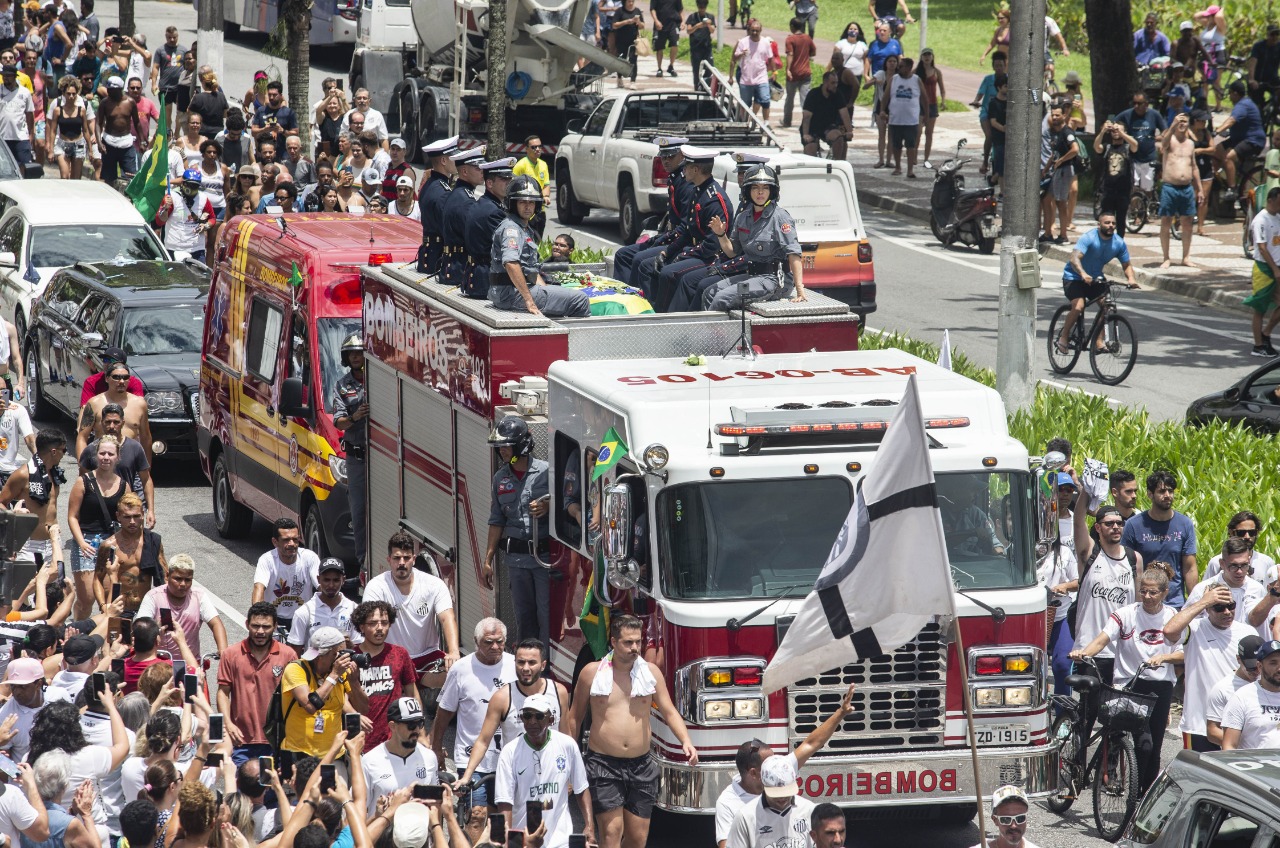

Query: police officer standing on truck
[642,145,732,311]
[417,136,457,275]
[483,417,552,647]
[488,177,591,318]
[461,157,516,300]
[612,136,691,283]
[332,334,369,569]
[441,146,486,288]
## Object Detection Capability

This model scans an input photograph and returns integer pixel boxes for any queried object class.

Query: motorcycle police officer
[440,146,486,287]
[416,136,458,275]
[641,144,731,311]
[489,176,591,318]
[483,416,551,647]
[332,333,370,567]
[613,135,692,284]
[702,165,807,310]
[461,157,516,299]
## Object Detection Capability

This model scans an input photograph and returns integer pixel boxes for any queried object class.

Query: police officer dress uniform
[461,157,516,300]
[701,165,804,311]
[441,146,486,288]
[333,334,369,566]
[488,177,591,318]
[642,145,732,312]
[613,135,692,284]
[416,136,458,275]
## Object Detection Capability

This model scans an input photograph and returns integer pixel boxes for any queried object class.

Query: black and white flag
[763,375,957,694]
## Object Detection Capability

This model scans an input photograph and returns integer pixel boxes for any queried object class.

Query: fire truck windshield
[656,471,1036,600]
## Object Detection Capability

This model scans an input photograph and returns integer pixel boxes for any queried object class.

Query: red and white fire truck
[361,261,1058,818]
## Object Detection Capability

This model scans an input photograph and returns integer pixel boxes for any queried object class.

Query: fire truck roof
[235,213,423,256]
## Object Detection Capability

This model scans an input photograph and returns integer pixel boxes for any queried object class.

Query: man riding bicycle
[1056,212,1138,356]
[1214,81,1267,203]
[1247,24,1280,109]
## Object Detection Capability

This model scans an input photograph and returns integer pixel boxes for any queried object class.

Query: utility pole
[196,0,225,88]
[918,0,927,54]
[995,0,1046,412]
[486,0,509,155]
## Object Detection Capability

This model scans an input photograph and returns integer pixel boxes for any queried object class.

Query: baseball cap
[992,784,1029,811]
[389,137,407,149]
[396,175,415,189]
[1257,640,1280,662]
[101,346,128,366]
[318,557,345,575]
[1063,70,1082,86]
[388,697,424,724]
[63,634,104,665]
[301,626,346,660]
[5,658,43,685]
[360,166,380,185]
[521,692,557,717]
[1239,634,1265,665]
[0,65,16,76]
[392,802,431,848]
[65,619,96,636]
[1180,20,1194,31]
[106,76,124,89]
[1269,23,1280,34]
[760,754,799,798]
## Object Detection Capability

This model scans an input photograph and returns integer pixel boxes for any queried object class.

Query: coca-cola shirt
[1073,548,1137,658]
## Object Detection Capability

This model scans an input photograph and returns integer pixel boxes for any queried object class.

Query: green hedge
[861,330,1280,565]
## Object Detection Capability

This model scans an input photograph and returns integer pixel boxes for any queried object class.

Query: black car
[1186,359,1280,434]
[25,259,210,458]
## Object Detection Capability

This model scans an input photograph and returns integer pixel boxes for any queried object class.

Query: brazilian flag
[125,95,169,222]
[580,548,610,659]
[592,427,628,482]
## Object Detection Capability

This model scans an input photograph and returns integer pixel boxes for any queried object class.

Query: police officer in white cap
[417,136,458,273]
[488,179,591,318]
[973,785,1039,848]
[613,135,692,282]
[441,146,486,287]
[461,157,516,299]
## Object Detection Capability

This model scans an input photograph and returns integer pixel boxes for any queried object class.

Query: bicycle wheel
[1089,314,1138,385]
[1092,731,1139,842]
[1048,304,1084,374]
[1046,713,1082,813]
[1126,192,1148,234]
[1242,163,1265,215]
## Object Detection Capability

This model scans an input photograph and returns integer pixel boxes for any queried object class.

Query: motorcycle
[927,139,999,254]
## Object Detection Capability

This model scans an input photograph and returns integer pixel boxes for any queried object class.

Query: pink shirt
[137,584,218,657]
[133,96,159,151]
[734,36,775,85]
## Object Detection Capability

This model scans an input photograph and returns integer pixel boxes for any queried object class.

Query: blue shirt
[1229,96,1267,148]
[1062,228,1130,281]
[1115,106,1167,163]
[1133,29,1171,65]
[1121,510,1198,607]
[977,73,997,120]
[867,38,903,75]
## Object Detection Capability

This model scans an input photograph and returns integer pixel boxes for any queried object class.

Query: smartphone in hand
[208,714,224,743]
[159,608,174,629]
[525,801,543,834]
[183,673,198,702]
[343,713,361,738]
[320,764,337,793]
[258,756,274,787]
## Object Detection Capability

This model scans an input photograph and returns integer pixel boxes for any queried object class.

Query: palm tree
[284,0,312,151]
[486,0,507,153]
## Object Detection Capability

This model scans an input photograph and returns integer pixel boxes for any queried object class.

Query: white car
[0,181,168,342]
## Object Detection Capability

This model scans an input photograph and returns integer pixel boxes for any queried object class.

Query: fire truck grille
[788,623,947,750]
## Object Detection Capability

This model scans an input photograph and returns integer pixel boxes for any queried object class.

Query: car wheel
[619,185,641,244]
[212,453,252,539]
[24,344,50,419]
[304,502,331,559]
[13,310,25,350]
[557,168,584,225]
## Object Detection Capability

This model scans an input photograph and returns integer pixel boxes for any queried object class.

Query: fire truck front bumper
[656,744,1059,814]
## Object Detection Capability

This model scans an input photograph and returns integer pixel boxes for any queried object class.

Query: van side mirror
[280,376,312,418]
[1035,451,1068,546]
[80,331,104,349]
[0,252,16,269]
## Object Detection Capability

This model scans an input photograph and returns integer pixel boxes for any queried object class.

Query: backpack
[1065,543,1137,634]
[263,659,312,751]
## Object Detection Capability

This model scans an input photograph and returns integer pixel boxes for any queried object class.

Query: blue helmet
[181,168,203,185]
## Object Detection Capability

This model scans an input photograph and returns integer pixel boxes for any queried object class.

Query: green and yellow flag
[125,95,170,222]
[580,548,610,659]
[289,261,304,287]
[591,427,628,482]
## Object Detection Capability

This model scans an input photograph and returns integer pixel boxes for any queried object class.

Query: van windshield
[30,225,165,267]
[318,317,360,414]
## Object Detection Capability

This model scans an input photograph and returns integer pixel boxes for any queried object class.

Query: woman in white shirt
[26,694,131,831]
[832,22,868,115]
[1041,479,1080,697]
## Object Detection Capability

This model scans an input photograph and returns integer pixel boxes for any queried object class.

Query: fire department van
[198,214,423,566]
[361,260,1057,818]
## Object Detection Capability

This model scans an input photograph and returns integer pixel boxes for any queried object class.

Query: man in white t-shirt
[1250,185,1280,354]
[494,692,592,848]
[726,754,815,848]
[0,657,52,762]
[1222,639,1280,749]
[1247,562,1280,640]
[1186,538,1266,629]
[250,518,320,631]
[362,697,438,816]
[340,90,389,145]
[1206,634,1264,747]
[0,399,33,483]
[1203,511,1274,582]
[884,56,924,178]
[0,757,45,847]
[287,558,358,654]
[970,784,1043,848]
[361,531,459,682]
[1164,583,1258,751]
[714,683,855,848]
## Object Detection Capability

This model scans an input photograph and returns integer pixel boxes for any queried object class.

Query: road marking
[865,226,1001,275]
[197,579,249,626]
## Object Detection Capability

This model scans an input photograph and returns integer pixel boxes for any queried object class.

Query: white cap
[396,175,415,189]
[422,135,459,157]
[392,802,431,848]
[1180,20,1194,30]
[360,167,380,184]
[679,144,718,164]
[451,146,486,165]
[521,692,558,717]
[301,626,346,660]
[992,784,1029,811]
[760,755,799,798]
[389,137,407,149]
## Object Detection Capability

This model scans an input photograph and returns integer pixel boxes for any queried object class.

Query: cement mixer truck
[350,0,631,158]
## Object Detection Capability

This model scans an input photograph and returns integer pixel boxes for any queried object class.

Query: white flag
[763,375,958,695]
[938,330,952,371]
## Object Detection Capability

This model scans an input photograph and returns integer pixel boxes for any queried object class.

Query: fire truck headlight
[704,700,733,720]
[1004,686,1033,706]
[975,688,1004,707]
[733,698,763,719]
[329,455,348,484]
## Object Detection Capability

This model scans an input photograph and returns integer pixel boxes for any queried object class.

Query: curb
[853,185,1253,315]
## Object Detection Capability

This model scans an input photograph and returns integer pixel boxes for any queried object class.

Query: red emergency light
[974,656,1004,675]
[327,277,363,305]
[368,252,394,266]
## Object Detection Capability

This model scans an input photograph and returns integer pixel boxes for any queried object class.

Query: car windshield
[30,225,165,268]
[317,317,360,415]
[657,471,1036,600]
[119,304,203,356]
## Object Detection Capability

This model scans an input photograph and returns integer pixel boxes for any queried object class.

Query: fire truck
[361,261,1058,817]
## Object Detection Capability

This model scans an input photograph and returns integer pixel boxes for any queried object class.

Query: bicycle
[1048,274,1140,385]
[1046,657,1156,842]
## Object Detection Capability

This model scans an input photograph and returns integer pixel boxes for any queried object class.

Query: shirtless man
[565,615,696,848]
[80,403,155,529]
[0,429,67,616]
[97,76,144,186]
[1159,111,1201,268]
[94,492,166,634]
[77,362,153,466]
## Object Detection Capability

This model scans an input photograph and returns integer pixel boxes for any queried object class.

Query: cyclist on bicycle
[1246,24,1280,108]
[1070,562,1183,794]
[867,0,912,39]
[1044,15,1070,87]
[1055,212,1138,356]
[1213,80,1266,203]
[1134,13,1171,66]
[800,71,852,160]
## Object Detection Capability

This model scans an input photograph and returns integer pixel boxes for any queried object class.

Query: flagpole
[952,617,990,848]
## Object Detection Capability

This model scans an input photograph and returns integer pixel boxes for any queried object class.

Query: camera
[339,649,371,669]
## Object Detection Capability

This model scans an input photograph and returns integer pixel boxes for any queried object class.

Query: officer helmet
[742,165,780,203]
[505,176,544,214]
[340,332,364,367]
[488,415,535,458]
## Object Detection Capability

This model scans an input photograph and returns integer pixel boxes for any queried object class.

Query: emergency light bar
[714,417,969,436]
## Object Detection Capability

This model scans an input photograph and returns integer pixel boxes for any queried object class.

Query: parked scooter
[927,139,999,254]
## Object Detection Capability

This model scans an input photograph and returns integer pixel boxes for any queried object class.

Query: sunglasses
[1212,603,1238,613]
[994,814,1027,826]
[1098,520,1124,528]
[109,374,130,381]
[400,721,424,731]
[1234,528,1260,537]
[520,711,549,721]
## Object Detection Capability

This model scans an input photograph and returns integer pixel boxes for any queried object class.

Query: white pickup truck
[553,89,784,243]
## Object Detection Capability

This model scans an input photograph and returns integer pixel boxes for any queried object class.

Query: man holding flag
[127,94,170,224]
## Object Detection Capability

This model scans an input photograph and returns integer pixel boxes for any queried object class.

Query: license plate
[974,724,1030,746]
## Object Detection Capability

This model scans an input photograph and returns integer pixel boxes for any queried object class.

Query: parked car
[1185,359,1280,434]
[26,259,209,459]
[0,180,168,343]
[1121,750,1280,847]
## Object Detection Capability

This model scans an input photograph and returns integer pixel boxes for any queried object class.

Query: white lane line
[196,579,248,628]
[865,226,1001,275]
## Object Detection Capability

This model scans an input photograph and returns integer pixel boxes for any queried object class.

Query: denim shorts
[70,533,106,573]
[740,82,771,108]
[1159,182,1196,217]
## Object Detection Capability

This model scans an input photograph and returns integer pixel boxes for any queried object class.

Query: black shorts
[1229,139,1263,161]
[889,123,919,150]
[1063,276,1106,302]
[584,750,660,818]
[653,26,680,50]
